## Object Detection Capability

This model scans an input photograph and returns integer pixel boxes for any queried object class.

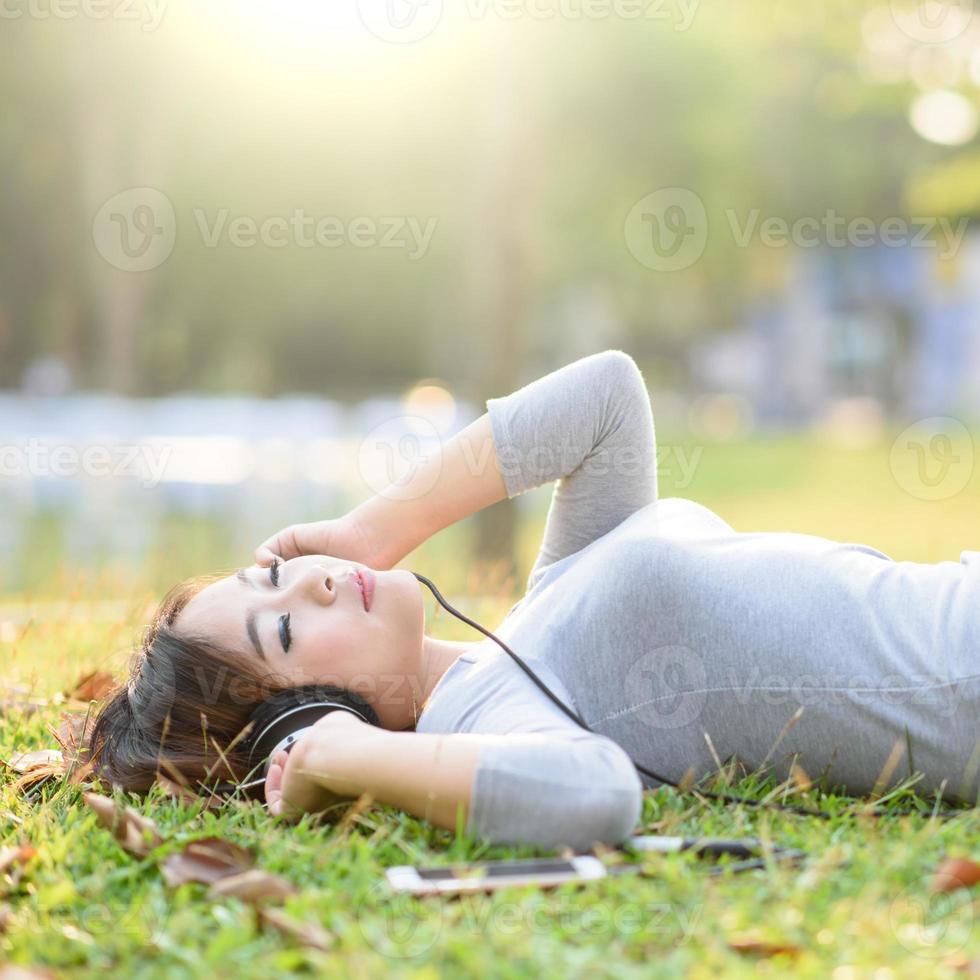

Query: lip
[355,568,376,612]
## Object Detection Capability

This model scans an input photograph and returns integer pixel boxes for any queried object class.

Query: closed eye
[270,560,290,650]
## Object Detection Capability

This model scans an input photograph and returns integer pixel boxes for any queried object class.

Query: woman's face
[175,555,426,721]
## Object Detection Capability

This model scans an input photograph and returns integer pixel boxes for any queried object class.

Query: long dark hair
[87,576,378,795]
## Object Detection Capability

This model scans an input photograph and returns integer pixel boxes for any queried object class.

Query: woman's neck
[410,634,473,726]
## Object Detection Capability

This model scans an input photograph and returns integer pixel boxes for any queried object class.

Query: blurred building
[690,229,980,426]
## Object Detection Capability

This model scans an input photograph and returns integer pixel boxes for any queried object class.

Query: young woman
[89,350,979,850]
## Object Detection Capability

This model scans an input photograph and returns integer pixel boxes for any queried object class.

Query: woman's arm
[485,349,658,589]
[257,350,655,574]
[267,711,643,850]
[349,412,509,570]
[355,349,657,575]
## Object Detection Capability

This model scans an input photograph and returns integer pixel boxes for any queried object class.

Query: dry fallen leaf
[4,750,64,776]
[931,857,980,894]
[152,773,222,811]
[729,934,802,958]
[790,763,812,792]
[209,869,298,903]
[83,792,164,858]
[66,671,116,703]
[0,844,35,880]
[52,713,92,757]
[0,966,54,979]
[258,907,333,952]
[2,750,65,792]
[161,837,254,888]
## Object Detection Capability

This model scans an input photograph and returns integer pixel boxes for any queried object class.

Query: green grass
[1,435,978,977]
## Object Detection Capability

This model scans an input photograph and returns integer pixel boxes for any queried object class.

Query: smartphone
[386,855,620,895]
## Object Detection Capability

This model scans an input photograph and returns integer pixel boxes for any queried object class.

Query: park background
[1,0,979,605]
[0,4,978,975]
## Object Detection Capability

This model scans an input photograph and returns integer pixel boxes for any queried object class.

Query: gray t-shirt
[416,350,980,850]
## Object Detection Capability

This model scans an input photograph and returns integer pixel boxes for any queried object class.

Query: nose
[294,562,338,605]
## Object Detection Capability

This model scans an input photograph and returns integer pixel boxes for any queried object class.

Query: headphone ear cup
[242,685,381,786]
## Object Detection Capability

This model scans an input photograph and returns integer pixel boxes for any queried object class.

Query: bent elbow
[553,747,644,850]
[579,781,643,847]
[583,747,644,845]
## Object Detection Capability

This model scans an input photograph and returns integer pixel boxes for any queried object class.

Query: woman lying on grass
[89,350,979,849]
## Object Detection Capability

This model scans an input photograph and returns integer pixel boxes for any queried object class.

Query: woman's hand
[254,512,385,569]
[264,710,380,821]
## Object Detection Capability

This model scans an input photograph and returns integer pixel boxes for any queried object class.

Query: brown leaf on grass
[152,773,221,812]
[931,857,980,894]
[209,869,298,903]
[258,907,333,952]
[66,671,116,703]
[0,844,35,879]
[729,934,802,958]
[790,763,812,792]
[2,750,65,792]
[941,952,980,974]
[83,792,164,858]
[52,713,92,757]
[0,966,55,979]
[3,750,64,776]
[161,837,254,888]
[0,905,12,934]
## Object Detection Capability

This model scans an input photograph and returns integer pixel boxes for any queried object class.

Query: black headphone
[227,571,957,820]
[231,685,380,798]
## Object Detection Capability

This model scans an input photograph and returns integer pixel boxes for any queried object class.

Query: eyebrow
[236,568,266,661]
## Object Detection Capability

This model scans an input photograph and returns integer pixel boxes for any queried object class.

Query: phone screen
[415,860,579,881]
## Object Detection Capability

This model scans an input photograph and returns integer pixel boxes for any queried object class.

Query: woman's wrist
[296,712,389,799]
[348,413,508,570]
